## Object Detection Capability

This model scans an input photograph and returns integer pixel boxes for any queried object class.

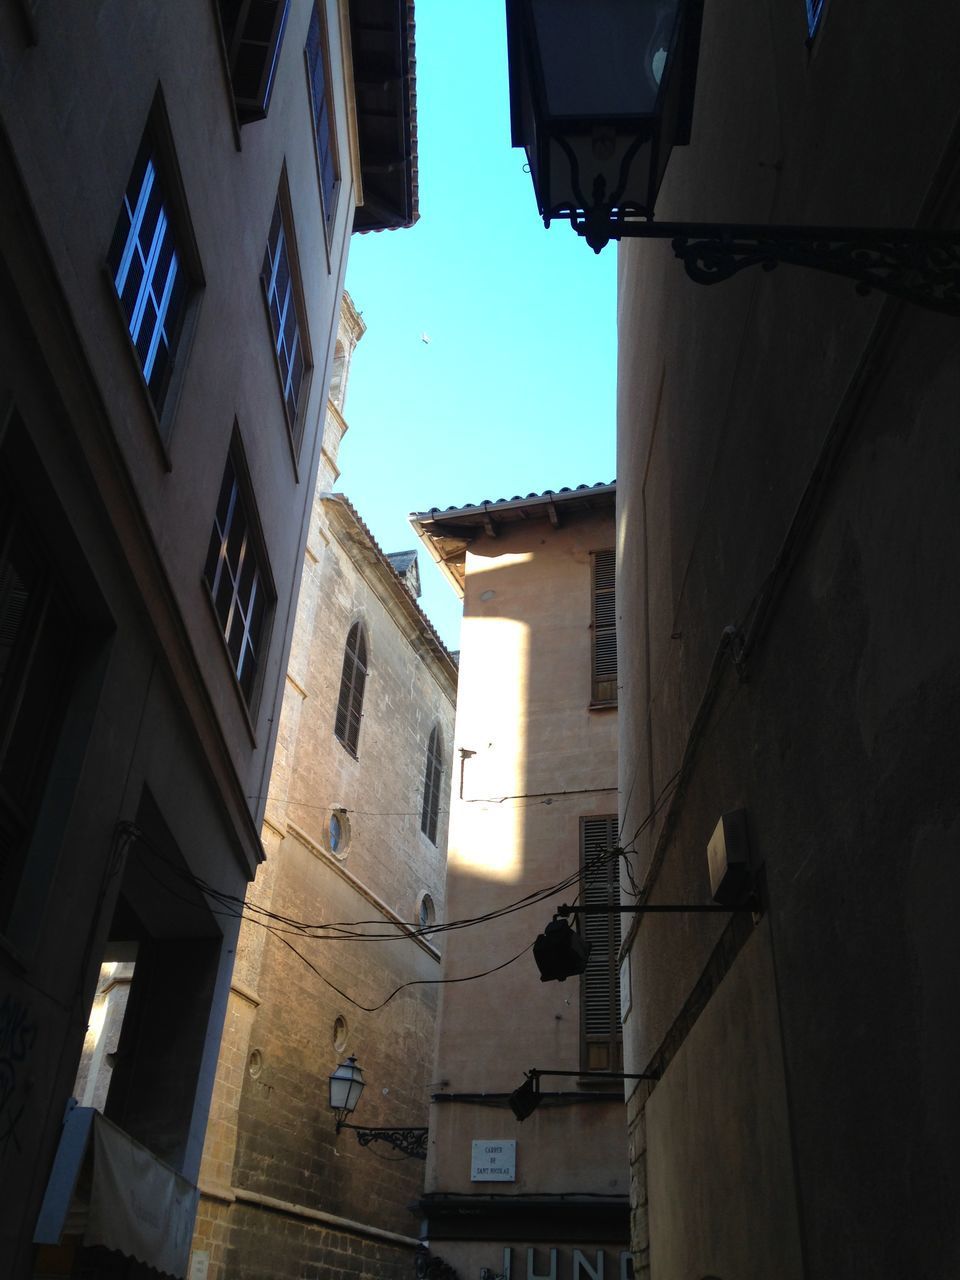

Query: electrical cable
[270,928,533,1013]
[126,820,628,943]
[115,773,678,1015]
[245,783,614,817]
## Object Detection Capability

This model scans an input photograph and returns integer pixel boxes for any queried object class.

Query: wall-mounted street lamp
[509,1068,660,1120]
[533,902,751,982]
[535,813,759,981]
[506,0,960,313]
[328,1056,429,1160]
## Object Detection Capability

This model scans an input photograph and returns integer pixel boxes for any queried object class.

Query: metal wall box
[706,810,752,906]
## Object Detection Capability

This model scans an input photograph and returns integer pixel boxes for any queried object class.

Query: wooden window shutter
[592,550,617,704]
[219,0,290,124]
[580,815,622,1073]
[335,623,367,755]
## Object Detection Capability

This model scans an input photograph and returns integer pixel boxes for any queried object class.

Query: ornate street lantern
[328,1055,365,1125]
[327,1056,428,1159]
[507,0,703,250]
[505,0,960,312]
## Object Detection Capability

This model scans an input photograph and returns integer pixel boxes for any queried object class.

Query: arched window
[334,623,367,754]
[330,339,346,408]
[420,725,443,844]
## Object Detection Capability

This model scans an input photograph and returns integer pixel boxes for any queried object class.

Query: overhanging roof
[322,493,457,692]
[410,482,616,596]
[350,0,419,232]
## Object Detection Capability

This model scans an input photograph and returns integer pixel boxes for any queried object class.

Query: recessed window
[305,2,339,230]
[203,438,275,706]
[218,0,290,124]
[334,622,367,756]
[107,137,190,414]
[580,815,622,1073]
[805,0,824,38]
[416,892,436,930]
[262,189,312,450]
[591,549,617,705]
[333,1016,348,1052]
[420,725,443,845]
[325,809,350,857]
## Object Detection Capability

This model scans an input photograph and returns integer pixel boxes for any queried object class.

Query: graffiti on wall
[0,993,38,1159]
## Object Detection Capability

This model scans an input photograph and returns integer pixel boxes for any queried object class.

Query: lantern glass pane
[530,0,682,119]
[329,1057,364,1113]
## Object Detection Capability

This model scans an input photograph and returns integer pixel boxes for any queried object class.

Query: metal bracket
[567,213,960,315]
[338,1121,428,1160]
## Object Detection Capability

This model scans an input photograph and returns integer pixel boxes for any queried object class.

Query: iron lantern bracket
[571,216,960,316]
[335,1119,428,1160]
[556,900,754,917]
[524,1067,660,1084]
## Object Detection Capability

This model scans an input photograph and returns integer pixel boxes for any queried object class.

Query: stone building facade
[0,2,417,1277]
[610,2,960,1278]
[191,296,457,1280]
[411,485,628,1280]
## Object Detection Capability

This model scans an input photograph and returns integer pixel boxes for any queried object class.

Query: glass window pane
[110,141,189,413]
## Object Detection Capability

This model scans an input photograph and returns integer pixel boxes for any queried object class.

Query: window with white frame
[108,137,190,413]
[203,441,274,705]
[305,2,339,229]
[262,191,310,447]
[421,725,443,845]
[218,0,290,124]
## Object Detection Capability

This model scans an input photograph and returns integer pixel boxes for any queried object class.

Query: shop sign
[481,1248,633,1280]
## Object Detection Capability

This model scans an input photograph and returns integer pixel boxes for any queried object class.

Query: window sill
[588,699,618,711]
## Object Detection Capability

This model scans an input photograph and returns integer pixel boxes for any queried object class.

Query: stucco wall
[616,0,960,1275]
[425,502,625,1245]
[0,1,358,1272]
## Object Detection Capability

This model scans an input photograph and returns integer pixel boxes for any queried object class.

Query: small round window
[416,892,436,930]
[326,810,350,857]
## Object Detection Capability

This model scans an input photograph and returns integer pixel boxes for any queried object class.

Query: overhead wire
[131,840,536,1013]
[130,823,625,943]
[244,783,614,818]
[271,928,534,1014]
[117,772,680,1015]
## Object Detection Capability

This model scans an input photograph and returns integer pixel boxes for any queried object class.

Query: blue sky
[339,1,617,649]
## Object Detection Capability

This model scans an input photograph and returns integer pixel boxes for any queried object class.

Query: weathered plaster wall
[616,0,960,1275]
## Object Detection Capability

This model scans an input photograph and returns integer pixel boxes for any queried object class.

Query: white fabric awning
[35,1104,198,1278]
